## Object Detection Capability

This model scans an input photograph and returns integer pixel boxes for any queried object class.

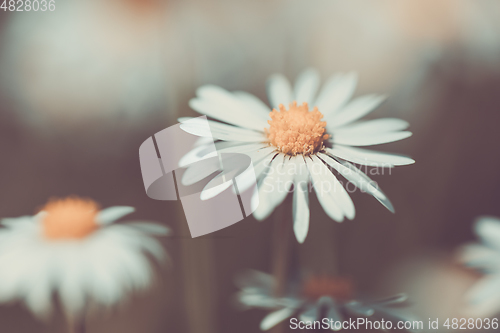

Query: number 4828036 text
[1,0,55,11]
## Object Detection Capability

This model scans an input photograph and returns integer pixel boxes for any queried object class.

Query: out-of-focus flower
[461,216,500,317]
[0,197,169,319]
[180,69,414,243]
[235,270,416,331]
[1,0,169,123]
[180,0,500,98]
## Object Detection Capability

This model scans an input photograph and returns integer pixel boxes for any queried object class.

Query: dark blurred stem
[68,317,85,333]
[270,198,293,333]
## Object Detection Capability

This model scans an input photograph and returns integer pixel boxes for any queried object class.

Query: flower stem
[270,198,293,332]
[68,318,85,333]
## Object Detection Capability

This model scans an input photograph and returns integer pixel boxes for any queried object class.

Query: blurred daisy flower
[180,69,414,243]
[0,197,169,319]
[1,0,169,123]
[235,270,416,331]
[461,216,500,317]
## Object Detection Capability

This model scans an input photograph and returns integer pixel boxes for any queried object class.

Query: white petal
[190,85,268,131]
[180,117,265,142]
[58,249,94,314]
[125,222,171,236]
[475,217,500,250]
[233,91,271,118]
[215,143,270,157]
[307,156,355,220]
[23,246,70,318]
[315,72,357,117]
[299,304,320,322]
[328,94,386,127]
[465,276,500,316]
[181,157,221,186]
[96,206,135,225]
[253,156,295,221]
[466,275,500,304]
[304,158,344,222]
[461,244,500,269]
[0,234,54,314]
[293,167,310,243]
[260,307,296,331]
[250,148,279,174]
[327,146,415,167]
[204,149,275,199]
[326,303,344,330]
[333,118,409,135]
[178,144,218,167]
[321,155,394,213]
[238,154,276,198]
[82,229,160,307]
[25,278,53,318]
[233,158,261,195]
[193,136,215,147]
[294,68,320,106]
[267,74,293,109]
[236,149,279,194]
[181,142,268,169]
[200,174,234,201]
[235,270,275,291]
[0,215,37,228]
[332,131,412,146]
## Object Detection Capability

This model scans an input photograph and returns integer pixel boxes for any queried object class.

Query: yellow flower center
[41,197,100,240]
[302,276,353,301]
[266,102,329,156]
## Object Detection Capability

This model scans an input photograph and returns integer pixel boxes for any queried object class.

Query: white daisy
[461,216,500,317]
[236,270,416,331]
[180,69,414,243]
[0,197,169,320]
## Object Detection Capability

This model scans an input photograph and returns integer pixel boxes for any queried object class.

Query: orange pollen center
[266,102,329,156]
[302,276,354,301]
[41,197,100,240]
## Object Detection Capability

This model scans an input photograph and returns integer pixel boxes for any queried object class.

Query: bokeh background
[1,0,500,332]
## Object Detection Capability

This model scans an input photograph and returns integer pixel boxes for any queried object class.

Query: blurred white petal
[333,130,412,146]
[328,95,386,127]
[293,171,310,244]
[180,117,265,142]
[315,72,357,117]
[327,146,415,167]
[307,156,355,220]
[253,157,294,220]
[267,74,293,110]
[96,206,135,225]
[474,217,500,250]
[260,307,295,331]
[294,68,320,106]
[321,155,394,213]
[190,85,268,131]
[333,118,410,135]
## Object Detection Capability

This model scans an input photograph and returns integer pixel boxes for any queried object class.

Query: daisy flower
[180,69,414,243]
[461,216,500,317]
[236,270,417,331]
[0,197,169,320]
